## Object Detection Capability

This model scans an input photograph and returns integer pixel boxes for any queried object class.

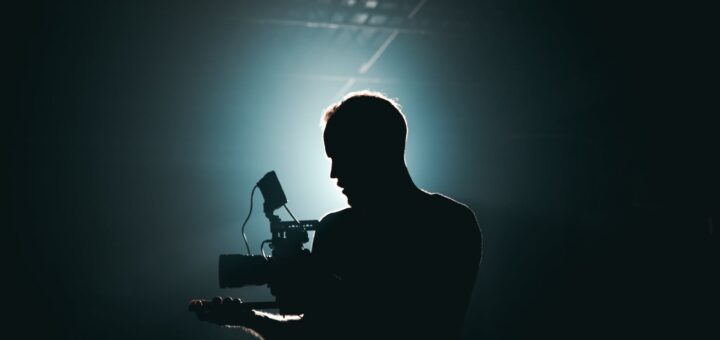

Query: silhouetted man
[192,91,482,339]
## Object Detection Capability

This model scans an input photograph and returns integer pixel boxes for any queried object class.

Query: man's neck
[352,166,421,211]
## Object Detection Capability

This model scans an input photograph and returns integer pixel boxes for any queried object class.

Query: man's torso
[307,190,482,339]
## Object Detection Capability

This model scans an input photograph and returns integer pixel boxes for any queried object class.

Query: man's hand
[189,297,253,326]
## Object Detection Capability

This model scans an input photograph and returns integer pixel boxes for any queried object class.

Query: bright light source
[352,12,369,24]
[366,0,379,9]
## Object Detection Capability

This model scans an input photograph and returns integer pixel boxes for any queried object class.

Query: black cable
[283,204,301,225]
[241,185,258,256]
[260,239,271,260]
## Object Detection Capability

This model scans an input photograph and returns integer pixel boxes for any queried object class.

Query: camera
[215,171,319,314]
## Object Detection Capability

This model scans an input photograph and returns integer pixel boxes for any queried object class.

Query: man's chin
[344,195,370,208]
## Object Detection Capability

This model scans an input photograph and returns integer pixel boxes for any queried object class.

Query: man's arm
[189,215,343,338]
[241,310,305,339]
[189,298,309,340]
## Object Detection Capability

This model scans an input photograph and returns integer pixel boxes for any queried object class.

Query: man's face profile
[326,147,381,207]
[321,91,408,207]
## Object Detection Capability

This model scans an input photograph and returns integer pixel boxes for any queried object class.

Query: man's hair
[321,90,408,158]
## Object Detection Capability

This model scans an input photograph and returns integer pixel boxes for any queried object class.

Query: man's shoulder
[423,190,481,238]
[422,190,477,219]
[318,207,352,227]
[422,191,483,260]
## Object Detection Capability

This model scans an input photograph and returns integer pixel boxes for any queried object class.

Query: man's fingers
[221,296,243,305]
[189,297,249,326]
[188,299,207,312]
[194,308,225,325]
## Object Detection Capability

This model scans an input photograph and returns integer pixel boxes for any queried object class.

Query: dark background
[7,1,716,339]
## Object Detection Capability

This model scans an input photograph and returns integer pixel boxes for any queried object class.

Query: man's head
[321,91,409,207]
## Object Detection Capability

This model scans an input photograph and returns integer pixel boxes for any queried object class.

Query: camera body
[217,171,318,314]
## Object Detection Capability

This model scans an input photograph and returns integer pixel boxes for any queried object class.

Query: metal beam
[243,17,429,35]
